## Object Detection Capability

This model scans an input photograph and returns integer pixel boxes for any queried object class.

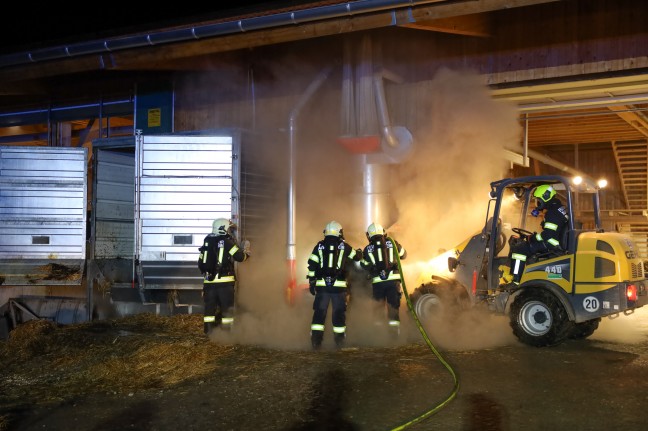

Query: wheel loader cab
[484,177,579,291]
[486,176,607,288]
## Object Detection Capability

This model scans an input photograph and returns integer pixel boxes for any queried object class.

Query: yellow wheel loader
[411,175,648,347]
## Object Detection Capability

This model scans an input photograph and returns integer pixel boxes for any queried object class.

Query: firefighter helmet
[366,222,385,240]
[212,218,235,235]
[533,184,557,211]
[533,184,556,203]
[323,220,343,238]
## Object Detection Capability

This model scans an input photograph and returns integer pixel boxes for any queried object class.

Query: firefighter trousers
[372,280,402,333]
[203,281,235,334]
[311,290,347,348]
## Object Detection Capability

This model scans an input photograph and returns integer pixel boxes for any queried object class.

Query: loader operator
[307,220,362,350]
[198,218,249,335]
[503,184,569,290]
[360,222,407,338]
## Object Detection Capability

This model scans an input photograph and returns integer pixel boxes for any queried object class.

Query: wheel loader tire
[410,282,468,323]
[568,318,600,340]
[410,285,443,322]
[509,288,573,347]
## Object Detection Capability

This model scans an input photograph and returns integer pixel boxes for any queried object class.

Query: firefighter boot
[389,320,401,340]
[220,316,234,332]
[311,331,323,350]
[334,333,346,350]
[203,322,215,335]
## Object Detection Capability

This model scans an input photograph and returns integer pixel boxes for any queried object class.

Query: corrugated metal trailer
[0,146,87,286]
[0,146,88,334]
[90,131,242,315]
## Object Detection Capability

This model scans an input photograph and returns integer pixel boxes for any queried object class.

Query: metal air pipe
[374,71,398,148]
[286,67,331,305]
[352,160,396,233]
[347,67,411,234]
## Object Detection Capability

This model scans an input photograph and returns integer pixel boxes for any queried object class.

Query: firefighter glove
[309,278,317,295]
[531,208,540,217]
[242,240,251,255]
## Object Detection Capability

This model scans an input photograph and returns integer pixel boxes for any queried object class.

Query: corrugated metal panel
[134,133,240,291]
[137,134,236,262]
[94,149,135,259]
[0,146,86,286]
[0,146,87,260]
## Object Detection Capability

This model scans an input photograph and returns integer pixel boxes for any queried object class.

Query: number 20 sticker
[583,296,600,312]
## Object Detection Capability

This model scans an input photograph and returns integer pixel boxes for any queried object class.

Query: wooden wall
[168,0,648,239]
[173,0,648,128]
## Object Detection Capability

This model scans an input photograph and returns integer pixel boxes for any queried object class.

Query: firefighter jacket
[531,198,569,249]
[198,233,249,284]
[361,235,407,284]
[307,235,361,290]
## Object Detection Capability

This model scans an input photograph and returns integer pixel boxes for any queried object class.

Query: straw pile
[0,314,228,421]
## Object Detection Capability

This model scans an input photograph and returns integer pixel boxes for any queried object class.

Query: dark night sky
[0,1,319,55]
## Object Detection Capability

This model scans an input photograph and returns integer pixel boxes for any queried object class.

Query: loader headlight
[448,257,459,273]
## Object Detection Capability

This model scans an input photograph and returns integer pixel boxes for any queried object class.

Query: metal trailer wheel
[510,288,573,347]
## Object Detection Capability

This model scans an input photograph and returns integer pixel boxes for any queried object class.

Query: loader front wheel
[411,287,443,321]
[409,282,468,323]
[509,288,573,347]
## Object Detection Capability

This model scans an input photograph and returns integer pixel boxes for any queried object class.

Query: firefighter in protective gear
[307,220,362,350]
[360,222,407,337]
[504,185,569,290]
[198,218,250,335]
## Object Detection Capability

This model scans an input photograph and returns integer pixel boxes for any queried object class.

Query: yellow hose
[388,236,460,431]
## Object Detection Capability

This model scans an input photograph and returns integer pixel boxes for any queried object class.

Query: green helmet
[533,184,556,203]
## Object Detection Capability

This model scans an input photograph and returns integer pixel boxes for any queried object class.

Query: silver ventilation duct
[343,36,413,234]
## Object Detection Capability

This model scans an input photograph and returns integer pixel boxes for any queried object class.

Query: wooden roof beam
[609,105,648,139]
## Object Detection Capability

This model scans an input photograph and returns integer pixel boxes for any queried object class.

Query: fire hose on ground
[387,236,460,431]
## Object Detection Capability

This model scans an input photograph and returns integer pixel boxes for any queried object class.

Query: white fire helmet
[323,220,343,237]
[366,222,385,240]
[212,218,235,235]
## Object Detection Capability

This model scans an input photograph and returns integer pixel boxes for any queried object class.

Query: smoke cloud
[212,66,531,352]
